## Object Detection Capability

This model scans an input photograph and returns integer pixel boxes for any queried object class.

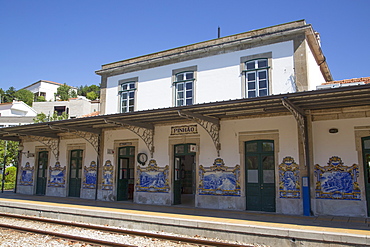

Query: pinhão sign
[171,125,198,135]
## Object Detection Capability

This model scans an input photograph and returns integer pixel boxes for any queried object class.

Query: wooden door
[245,140,275,212]
[117,146,135,201]
[68,149,83,197]
[36,151,48,195]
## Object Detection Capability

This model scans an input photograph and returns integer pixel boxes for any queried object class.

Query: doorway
[117,146,135,201]
[36,151,48,195]
[174,144,195,205]
[68,149,83,197]
[245,140,275,212]
[362,137,370,216]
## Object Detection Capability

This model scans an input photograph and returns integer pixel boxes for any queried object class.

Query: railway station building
[2,20,370,218]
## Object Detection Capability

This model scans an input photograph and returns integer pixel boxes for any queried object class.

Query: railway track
[0,212,253,247]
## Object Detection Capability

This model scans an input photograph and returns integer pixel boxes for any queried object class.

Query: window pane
[186,72,194,80]
[364,140,370,149]
[246,142,257,152]
[177,100,184,106]
[176,74,184,81]
[177,92,184,99]
[121,84,127,90]
[121,92,127,99]
[186,82,193,89]
[247,73,255,81]
[129,83,135,89]
[259,80,267,89]
[248,82,256,90]
[177,83,184,91]
[259,89,268,96]
[246,156,258,169]
[129,147,135,156]
[258,71,267,80]
[175,145,185,154]
[120,148,127,156]
[129,91,135,98]
[246,61,255,70]
[186,99,192,105]
[258,59,268,68]
[121,100,127,106]
[247,170,258,183]
[262,155,274,169]
[129,106,134,112]
[263,170,274,183]
[129,99,134,105]
[186,90,192,98]
[248,91,256,98]
[262,142,274,152]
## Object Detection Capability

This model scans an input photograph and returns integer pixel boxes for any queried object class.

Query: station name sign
[171,125,198,135]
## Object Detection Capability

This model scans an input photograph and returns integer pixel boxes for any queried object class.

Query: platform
[0,192,369,246]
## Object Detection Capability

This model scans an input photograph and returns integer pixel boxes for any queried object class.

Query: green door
[362,137,370,216]
[68,149,83,197]
[245,140,275,212]
[36,151,48,195]
[117,146,135,201]
[174,144,195,205]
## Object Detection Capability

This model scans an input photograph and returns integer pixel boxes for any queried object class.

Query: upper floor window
[119,81,136,113]
[174,71,194,106]
[244,59,269,98]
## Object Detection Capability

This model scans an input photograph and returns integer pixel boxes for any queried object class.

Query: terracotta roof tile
[77,111,100,118]
[323,77,370,85]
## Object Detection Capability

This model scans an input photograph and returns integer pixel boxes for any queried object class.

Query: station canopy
[1,84,369,142]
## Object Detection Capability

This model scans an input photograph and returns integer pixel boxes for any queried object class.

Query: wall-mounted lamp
[329,128,338,134]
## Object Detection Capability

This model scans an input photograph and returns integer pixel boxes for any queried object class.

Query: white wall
[104,41,295,114]
[306,40,326,90]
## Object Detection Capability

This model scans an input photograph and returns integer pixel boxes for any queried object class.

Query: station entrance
[245,140,276,212]
[68,149,83,197]
[36,151,48,195]
[173,143,196,205]
[117,146,135,201]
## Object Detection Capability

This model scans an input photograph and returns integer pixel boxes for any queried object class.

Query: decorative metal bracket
[178,110,221,157]
[103,118,155,158]
[20,134,60,161]
[48,125,100,155]
[282,97,308,166]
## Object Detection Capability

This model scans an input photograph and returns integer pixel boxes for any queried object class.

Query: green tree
[77,84,100,99]
[56,83,78,101]
[0,88,4,103]
[14,89,34,106]
[3,87,16,103]
[36,96,46,102]
[5,166,16,183]
[0,140,19,168]
[33,112,48,123]
[86,91,98,100]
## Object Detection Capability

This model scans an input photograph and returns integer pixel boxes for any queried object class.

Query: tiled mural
[315,156,360,200]
[199,158,241,196]
[102,160,113,190]
[279,156,300,199]
[83,161,97,189]
[48,162,66,187]
[20,162,34,186]
[136,159,170,193]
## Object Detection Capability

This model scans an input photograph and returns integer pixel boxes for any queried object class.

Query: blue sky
[1,0,369,90]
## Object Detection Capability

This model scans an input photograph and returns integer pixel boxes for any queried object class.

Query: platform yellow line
[1,198,369,237]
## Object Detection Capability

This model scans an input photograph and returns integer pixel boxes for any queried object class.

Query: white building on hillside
[0,101,37,127]
[22,80,77,102]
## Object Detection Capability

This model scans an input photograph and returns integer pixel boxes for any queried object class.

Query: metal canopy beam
[103,118,154,158]
[178,110,221,157]
[282,97,309,167]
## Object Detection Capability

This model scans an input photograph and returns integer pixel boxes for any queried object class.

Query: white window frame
[118,78,137,113]
[172,66,197,107]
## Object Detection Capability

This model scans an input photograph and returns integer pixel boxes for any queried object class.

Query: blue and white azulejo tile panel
[315,156,360,200]
[83,161,97,189]
[48,162,66,187]
[102,160,114,190]
[136,159,170,193]
[279,156,300,199]
[20,162,34,186]
[199,158,241,196]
